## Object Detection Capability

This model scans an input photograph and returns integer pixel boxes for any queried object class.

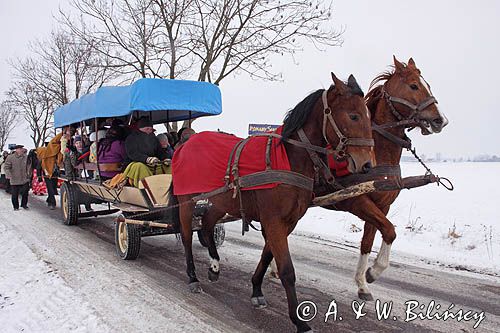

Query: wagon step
[79,208,120,218]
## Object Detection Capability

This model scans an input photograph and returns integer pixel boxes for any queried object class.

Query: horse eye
[410,84,419,90]
[349,114,359,121]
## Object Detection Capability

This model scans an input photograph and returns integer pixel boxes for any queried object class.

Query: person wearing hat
[120,117,169,187]
[124,117,168,165]
[4,145,31,210]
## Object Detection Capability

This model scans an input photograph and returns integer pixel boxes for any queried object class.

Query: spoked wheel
[115,214,141,260]
[60,182,79,226]
[197,224,226,248]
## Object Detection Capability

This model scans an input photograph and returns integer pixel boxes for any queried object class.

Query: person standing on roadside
[4,145,31,210]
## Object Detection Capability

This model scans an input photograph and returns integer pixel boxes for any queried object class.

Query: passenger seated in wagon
[97,123,127,181]
[122,117,170,187]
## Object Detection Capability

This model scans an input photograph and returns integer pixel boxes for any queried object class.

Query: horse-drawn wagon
[54,78,230,260]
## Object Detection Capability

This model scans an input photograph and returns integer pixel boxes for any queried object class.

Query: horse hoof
[251,296,268,309]
[365,267,375,284]
[208,269,219,282]
[358,292,374,301]
[298,325,313,332]
[189,281,202,293]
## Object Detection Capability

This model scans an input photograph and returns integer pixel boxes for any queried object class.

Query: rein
[366,84,453,191]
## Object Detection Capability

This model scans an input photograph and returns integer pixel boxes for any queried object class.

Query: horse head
[325,73,375,173]
[381,56,448,135]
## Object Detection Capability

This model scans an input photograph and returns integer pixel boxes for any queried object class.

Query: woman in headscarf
[97,124,127,181]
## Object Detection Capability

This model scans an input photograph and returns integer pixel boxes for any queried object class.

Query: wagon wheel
[197,224,225,248]
[115,214,141,260]
[60,182,79,226]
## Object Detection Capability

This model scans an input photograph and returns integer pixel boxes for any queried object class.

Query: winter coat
[0,155,7,175]
[124,130,168,164]
[36,132,64,178]
[4,153,31,185]
[98,140,126,178]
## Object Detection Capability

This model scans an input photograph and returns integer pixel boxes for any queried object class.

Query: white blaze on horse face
[355,253,370,294]
[210,258,220,273]
[420,75,432,95]
[370,242,392,280]
[420,76,449,128]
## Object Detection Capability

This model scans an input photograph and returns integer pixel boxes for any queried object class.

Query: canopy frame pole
[95,117,103,184]
[189,111,192,128]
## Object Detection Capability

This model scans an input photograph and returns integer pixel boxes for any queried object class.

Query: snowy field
[295,162,500,277]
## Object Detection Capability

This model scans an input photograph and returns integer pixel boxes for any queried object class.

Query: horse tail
[167,181,180,227]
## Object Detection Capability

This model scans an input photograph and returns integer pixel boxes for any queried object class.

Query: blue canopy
[54,78,222,128]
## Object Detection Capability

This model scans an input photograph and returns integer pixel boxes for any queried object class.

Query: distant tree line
[1,0,341,149]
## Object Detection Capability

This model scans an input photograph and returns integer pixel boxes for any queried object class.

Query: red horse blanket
[172,130,290,195]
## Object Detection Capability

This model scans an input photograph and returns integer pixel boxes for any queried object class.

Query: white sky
[1,0,499,158]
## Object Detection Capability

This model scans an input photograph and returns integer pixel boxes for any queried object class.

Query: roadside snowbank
[0,220,109,332]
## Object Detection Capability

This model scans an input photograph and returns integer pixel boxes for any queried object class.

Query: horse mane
[282,89,324,141]
[365,66,395,116]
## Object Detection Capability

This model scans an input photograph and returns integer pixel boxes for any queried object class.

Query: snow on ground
[0,215,109,332]
[295,162,500,276]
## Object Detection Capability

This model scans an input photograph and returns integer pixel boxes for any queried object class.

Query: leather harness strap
[371,123,412,149]
[197,87,376,234]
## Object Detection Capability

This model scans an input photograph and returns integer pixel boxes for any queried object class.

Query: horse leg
[269,259,279,279]
[351,201,395,301]
[251,242,273,308]
[355,223,377,301]
[365,206,392,284]
[179,199,201,293]
[266,224,312,333]
[202,208,225,282]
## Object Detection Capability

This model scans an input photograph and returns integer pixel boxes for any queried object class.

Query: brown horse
[172,73,374,332]
[317,56,449,300]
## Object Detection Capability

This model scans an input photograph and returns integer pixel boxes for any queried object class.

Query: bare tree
[0,101,19,151]
[152,0,195,79]
[9,29,115,107]
[5,77,54,148]
[59,0,342,131]
[61,0,167,79]
[189,0,342,84]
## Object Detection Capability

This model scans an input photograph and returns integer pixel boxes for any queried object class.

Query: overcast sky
[1,0,499,158]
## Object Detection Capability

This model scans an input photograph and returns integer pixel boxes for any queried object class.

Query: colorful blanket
[172,130,290,195]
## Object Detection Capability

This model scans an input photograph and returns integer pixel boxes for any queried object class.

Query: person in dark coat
[4,145,31,210]
[125,117,168,166]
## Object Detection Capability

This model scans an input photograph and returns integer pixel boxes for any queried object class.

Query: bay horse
[171,73,374,332]
[317,56,449,300]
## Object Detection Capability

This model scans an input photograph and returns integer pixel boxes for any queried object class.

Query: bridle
[372,78,439,149]
[320,88,375,159]
[295,87,374,186]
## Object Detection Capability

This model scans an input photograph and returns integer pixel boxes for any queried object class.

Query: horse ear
[408,58,417,68]
[347,74,360,90]
[393,55,405,72]
[331,72,347,93]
